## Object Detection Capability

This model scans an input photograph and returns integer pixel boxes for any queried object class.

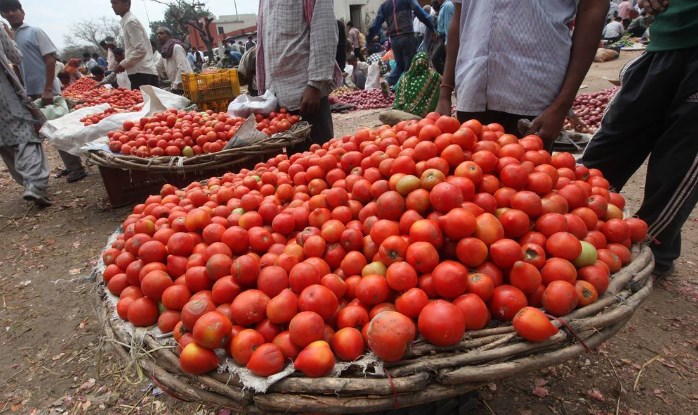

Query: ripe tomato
[418,300,466,347]
[488,285,527,321]
[180,342,220,375]
[366,311,416,362]
[512,307,558,342]
[247,343,285,377]
[192,311,233,350]
[453,293,490,330]
[542,281,578,316]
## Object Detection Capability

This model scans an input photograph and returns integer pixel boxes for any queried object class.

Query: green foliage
[148,0,213,42]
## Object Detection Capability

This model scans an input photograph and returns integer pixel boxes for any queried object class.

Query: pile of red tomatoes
[101,113,648,378]
[106,109,300,158]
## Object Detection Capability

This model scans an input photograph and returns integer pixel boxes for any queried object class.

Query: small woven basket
[86,122,311,174]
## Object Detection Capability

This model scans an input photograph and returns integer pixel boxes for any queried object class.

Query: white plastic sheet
[366,62,381,90]
[227,90,279,118]
[42,86,191,156]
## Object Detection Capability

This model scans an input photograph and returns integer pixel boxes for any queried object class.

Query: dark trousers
[582,47,698,268]
[386,35,417,86]
[457,110,537,139]
[291,96,334,153]
[128,73,159,90]
[353,47,365,62]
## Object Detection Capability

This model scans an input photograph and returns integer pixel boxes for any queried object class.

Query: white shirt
[155,44,193,89]
[107,48,117,71]
[119,11,158,76]
[452,0,577,115]
[604,21,625,38]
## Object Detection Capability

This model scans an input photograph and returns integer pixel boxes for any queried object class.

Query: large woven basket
[95,244,654,414]
[86,122,311,174]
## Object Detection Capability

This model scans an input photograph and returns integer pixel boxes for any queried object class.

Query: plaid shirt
[257,0,338,109]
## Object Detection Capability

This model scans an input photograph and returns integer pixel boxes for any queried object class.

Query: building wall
[334,0,383,32]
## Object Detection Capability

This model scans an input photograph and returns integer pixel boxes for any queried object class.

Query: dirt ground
[1,49,697,415]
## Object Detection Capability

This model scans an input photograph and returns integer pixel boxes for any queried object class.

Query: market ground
[1,50,696,415]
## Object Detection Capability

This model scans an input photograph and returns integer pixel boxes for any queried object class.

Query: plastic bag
[34,96,69,121]
[227,90,279,118]
[43,86,191,156]
[116,72,131,89]
[366,62,381,90]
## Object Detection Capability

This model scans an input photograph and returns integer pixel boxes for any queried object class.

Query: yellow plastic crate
[182,69,240,104]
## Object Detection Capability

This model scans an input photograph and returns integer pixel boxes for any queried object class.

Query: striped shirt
[452,0,577,115]
[257,0,338,109]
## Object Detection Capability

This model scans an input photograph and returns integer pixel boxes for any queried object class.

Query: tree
[64,16,122,51]
[148,0,217,60]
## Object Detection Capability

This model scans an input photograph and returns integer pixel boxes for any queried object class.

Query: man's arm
[302,0,338,116]
[526,0,608,148]
[117,21,147,72]
[42,53,57,104]
[368,5,386,40]
[436,2,461,115]
[411,0,436,32]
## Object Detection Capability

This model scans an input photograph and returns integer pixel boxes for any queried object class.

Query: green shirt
[646,0,698,52]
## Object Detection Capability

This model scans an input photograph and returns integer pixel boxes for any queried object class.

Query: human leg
[10,142,51,206]
[128,73,160,90]
[57,150,87,182]
[582,52,683,190]
[290,97,333,153]
[0,145,24,185]
[634,47,698,271]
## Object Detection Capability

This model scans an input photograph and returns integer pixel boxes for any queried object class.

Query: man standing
[257,0,339,151]
[83,52,98,70]
[0,0,87,183]
[369,0,435,86]
[431,0,455,73]
[347,21,364,61]
[0,22,51,206]
[110,0,159,90]
[100,36,118,71]
[436,1,608,151]
[583,0,698,279]
[154,27,192,94]
[245,35,255,52]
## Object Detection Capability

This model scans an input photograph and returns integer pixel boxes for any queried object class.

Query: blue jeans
[386,35,417,86]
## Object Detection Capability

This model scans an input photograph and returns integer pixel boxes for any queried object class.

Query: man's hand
[115,64,126,73]
[526,104,568,150]
[41,91,53,106]
[435,92,452,116]
[3,23,13,39]
[300,85,321,117]
[638,0,669,15]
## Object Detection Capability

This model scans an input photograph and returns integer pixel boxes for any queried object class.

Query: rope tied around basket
[545,313,591,352]
[384,368,399,409]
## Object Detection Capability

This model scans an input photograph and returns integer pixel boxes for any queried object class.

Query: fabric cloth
[245,40,256,51]
[347,61,369,89]
[369,0,435,39]
[385,34,417,85]
[451,0,576,115]
[161,39,186,59]
[119,11,158,76]
[0,27,49,193]
[55,60,64,73]
[229,51,242,65]
[155,43,192,90]
[582,46,698,270]
[256,0,339,109]
[13,24,61,96]
[85,58,98,70]
[107,49,117,71]
[128,73,159,90]
[186,51,196,68]
[336,20,347,69]
[97,56,108,68]
[437,1,456,40]
[349,27,361,48]
[617,1,632,19]
[603,21,625,39]
[238,46,257,92]
[392,52,441,117]
[646,0,698,52]
[0,142,50,193]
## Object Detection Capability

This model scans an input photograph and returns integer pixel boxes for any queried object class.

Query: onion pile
[565,88,618,132]
[337,89,394,110]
